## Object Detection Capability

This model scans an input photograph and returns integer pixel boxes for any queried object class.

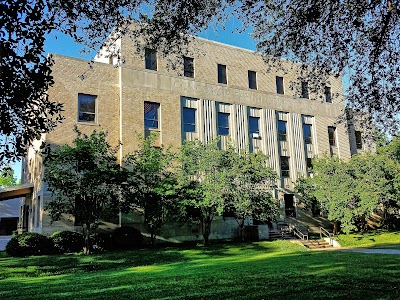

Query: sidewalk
[338,248,400,255]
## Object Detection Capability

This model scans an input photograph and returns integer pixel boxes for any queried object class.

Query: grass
[335,230,400,249]
[1,240,400,300]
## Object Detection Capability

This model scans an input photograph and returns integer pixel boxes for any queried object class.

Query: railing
[285,219,309,240]
[320,227,334,245]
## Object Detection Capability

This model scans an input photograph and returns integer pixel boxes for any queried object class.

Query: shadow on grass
[1,243,400,300]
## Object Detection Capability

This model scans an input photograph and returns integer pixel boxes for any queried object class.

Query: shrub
[90,232,113,253]
[112,226,143,249]
[50,231,84,253]
[5,232,54,257]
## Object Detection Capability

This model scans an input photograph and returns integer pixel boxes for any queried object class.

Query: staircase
[301,239,333,250]
[269,219,307,240]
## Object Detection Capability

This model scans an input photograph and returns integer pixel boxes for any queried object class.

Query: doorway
[284,194,296,218]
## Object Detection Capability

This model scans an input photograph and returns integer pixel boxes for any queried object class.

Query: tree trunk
[83,223,92,255]
[333,219,341,235]
[202,216,212,245]
[150,227,155,248]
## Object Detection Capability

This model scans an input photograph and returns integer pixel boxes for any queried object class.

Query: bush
[112,226,143,249]
[6,232,54,257]
[90,232,113,253]
[50,231,84,253]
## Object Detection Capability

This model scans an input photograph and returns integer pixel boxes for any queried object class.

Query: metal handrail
[287,222,309,240]
[320,227,334,245]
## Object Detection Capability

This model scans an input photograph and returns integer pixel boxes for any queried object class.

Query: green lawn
[335,230,400,249]
[1,241,400,299]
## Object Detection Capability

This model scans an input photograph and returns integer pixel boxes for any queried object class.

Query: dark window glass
[281,156,290,177]
[248,70,257,89]
[355,131,363,149]
[303,123,312,144]
[144,102,160,129]
[183,107,196,132]
[306,157,313,170]
[325,86,332,103]
[301,82,309,98]
[328,126,336,146]
[145,48,157,70]
[184,57,194,78]
[278,120,287,141]
[218,112,230,135]
[249,116,260,135]
[218,64,227,84]
[78,93,96,122]
[276,76,284,94]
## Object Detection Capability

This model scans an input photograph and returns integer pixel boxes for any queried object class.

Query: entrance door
[284,194,296,217]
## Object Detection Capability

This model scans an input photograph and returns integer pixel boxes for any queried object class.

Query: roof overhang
[0,184,34,201]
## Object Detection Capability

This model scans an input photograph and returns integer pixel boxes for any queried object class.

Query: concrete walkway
[337,248,400,255]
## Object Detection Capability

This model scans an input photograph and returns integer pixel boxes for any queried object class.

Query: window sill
[76,121,99,126]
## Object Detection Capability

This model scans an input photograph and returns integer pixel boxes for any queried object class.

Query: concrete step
[301,239,332,250]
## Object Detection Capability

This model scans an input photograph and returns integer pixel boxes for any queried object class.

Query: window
[248,70,257,89]
[144,102,160,130]
[78,93,96,123]
[145,48,157,70]
[325,86,332,103]
[183,107,196,132]
[218,112,230,135]
[328,126,336,146]
[306,158,313,170]
[301,82,309,98]
[276,76,284,94]
[249,116,260,137]
[303,123,312,144]
[278,120,287,141]
[184,56,194,78]
[355,131,363,149]
[218,64,227,84]
[280,156,290,177]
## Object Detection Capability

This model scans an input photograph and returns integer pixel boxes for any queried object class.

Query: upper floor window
[183,107,196,132]
[303,123,312,144]
[248,70,257,90]
[218,64,227,84]
[218,112,230,136]
[184,56,194,78]
[355,131,363,149]
[301,82,309,99]
[306,157,313,170]
[145,48,157,71]
[276,76,284,94]
[278,120,287,141]
[325,86,332,103]
[144,101,160,130]
[328,126,336,146]
[78,93,96,123]
[280,156,290,177]
[249,116,260,138]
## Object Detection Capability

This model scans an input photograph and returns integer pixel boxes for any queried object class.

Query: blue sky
[11,24,256,181]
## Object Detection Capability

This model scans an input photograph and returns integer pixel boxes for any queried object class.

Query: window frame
[248,70,257,90]
[78,93,97,123]
[325,86,332,103]
[145,48,157,71]
[276,76,284,94]
[301,81,309,99]
[303,123,312,144]
[183,56,194,78]
[182,107,197,133]
[144,101,160,130]
[217,112,230,136]
[328,126,336,146]
[218,64,227,84]
[277,120,287,142]
[355,131,363,149]
[249,116,260,137]
[280,156,290,178]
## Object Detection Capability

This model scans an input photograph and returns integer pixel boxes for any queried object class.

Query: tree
[226,148,278,240]
[43,127,126,254]
[177,139,230,244]
[4,1,400,164]
[123,134,177,247]
[0,166,17,188]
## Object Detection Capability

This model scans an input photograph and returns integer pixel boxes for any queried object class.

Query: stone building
[20,34,369,241]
